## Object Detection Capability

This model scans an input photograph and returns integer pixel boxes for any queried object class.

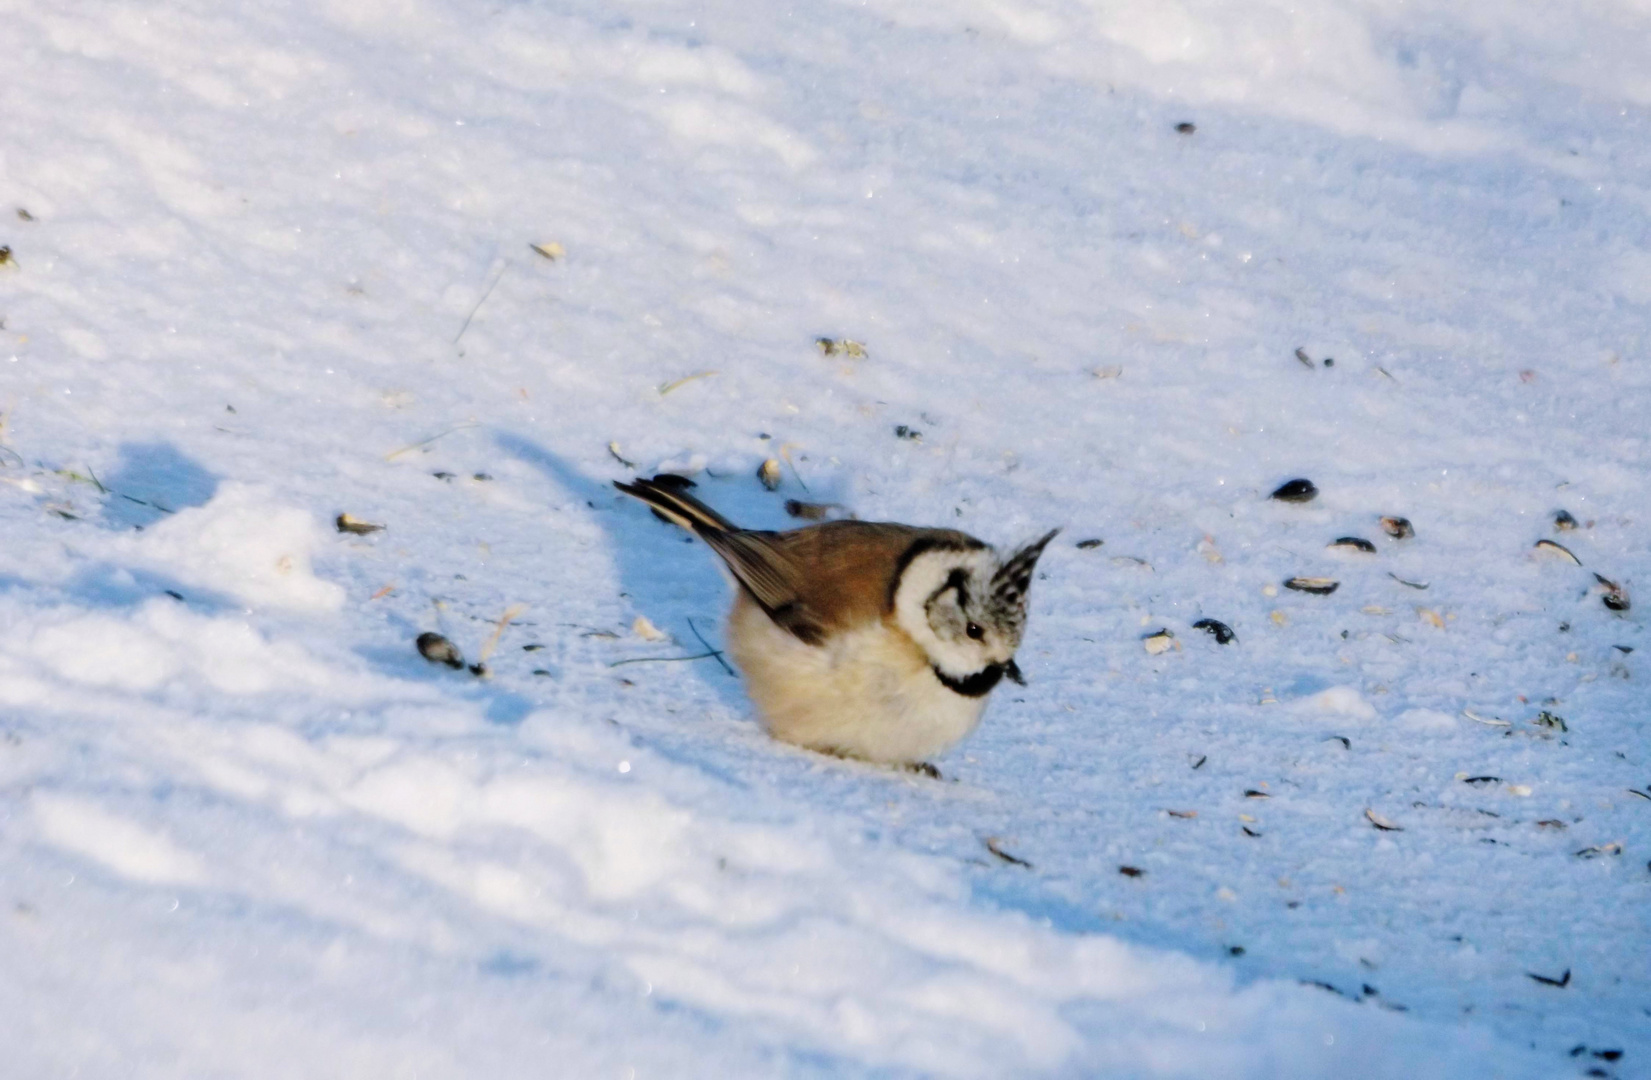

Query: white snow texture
[1,0,1647,1077]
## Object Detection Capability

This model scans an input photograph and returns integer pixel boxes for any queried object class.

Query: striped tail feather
[613,475,738,534]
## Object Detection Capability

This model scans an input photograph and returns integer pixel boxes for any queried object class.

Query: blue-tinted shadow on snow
[98,441,218,530]
[491,430,784,718]
[61,562,239,614]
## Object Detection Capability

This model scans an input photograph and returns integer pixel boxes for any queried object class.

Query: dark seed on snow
[1285,577,1339,595]
[1595,573,1631,612]
[1554,509,1578,530]
[1271,478,1318,503]
[1379,516,1414,539]
[1533,539,1581,565]
[1118,865,1144,877]
[416,632,465,669]
[1192,618,1235,644]
[1328,536,1376,553]
[1175,122,1196,135]
[335,513,385,535]
[1075,538,1105,550]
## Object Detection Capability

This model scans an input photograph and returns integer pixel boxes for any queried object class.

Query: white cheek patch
[892,547,998,677]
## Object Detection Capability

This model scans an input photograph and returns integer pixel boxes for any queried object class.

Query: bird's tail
[613,475,737,535]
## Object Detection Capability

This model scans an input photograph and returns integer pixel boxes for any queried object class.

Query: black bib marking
[932,662,1006,698]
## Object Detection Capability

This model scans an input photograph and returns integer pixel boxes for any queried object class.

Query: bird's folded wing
[700,530,828,645]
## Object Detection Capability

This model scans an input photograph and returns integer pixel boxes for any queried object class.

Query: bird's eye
[966,622,984,640]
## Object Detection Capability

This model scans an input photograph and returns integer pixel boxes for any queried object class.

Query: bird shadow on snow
[493,430,894,793]
[493,429,757,725]
[97,440,218,530]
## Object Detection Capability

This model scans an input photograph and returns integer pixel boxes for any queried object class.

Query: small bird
[614,475,1057,766]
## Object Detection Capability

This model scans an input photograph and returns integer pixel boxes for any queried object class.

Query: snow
[1,0,1648,1075]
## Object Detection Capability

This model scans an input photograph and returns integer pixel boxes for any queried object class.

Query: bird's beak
[1005,658,1026,686]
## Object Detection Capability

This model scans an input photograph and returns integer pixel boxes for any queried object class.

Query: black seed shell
[1271,478,1318,503]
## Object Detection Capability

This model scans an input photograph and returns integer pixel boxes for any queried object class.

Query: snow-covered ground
[2,0,1648,1075]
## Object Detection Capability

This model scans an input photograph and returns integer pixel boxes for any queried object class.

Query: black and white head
[891,529,1060,696]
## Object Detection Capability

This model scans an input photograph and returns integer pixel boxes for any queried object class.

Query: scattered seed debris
[1111,555,1153,571]
[522,643,544,652]
[1365,808,1403,831]
[1417,607,1445,629]
[1327,736,1351,749]
[1285,577,1339,595]
[16,208,34,221]
[416,632,465,670]
[1118,865,1144,877]
[1461,776,1501,787]
[1534,710,1568,733]
[815,337,866,358]
[1191,618,1235,644]
[433,471,456,481]
[1190,755,1207,769]
[1379,516,1414,539]
[1328,537,1376,553]
[984,837,1032,868]
[607,442,636,469]
[1174,121,1196,134]
[1388,572,1429,590]
[632,615,668,642]
[1534,539,1581,565]
[756,458,782,491]
[894,425,921,441]
[1536,819,1567,830]
[1142,628,1176,655]
[1228,945,1245,956]
[532,668,552,677]
[0,246,13,267]
[1575,843,1623,859]
[1463,709,1509,727]
[1594,1049,1624,1062]
[1092,364,1123,380]
[1627,788,1650,801]
[1242,826,1262,837]
[1075,538,1105,550]
[1554,509,1578,531]
[1527,968,1571,988]
[1595,573,1631,612]
[1294,347,1314,369]
[1244,789,1271,799]
[529,241,565,261]
[1270,478,1318,503]
[1166,809,1197,819]
[473,472,492,482]
[658,370,719,396]
[784,499,843,521]
[164,590,184,601]
[335,513,385,535]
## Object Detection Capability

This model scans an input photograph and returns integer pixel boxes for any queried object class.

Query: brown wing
[705,522,984,646]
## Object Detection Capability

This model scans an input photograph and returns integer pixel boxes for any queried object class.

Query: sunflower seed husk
[1271,478,1318,503]
[1143,629,1176,655]
[757,458,782,491]
[1285,577,1339,595]
[1365,808,1403,831]
[335,513,385,535]
[1329,536,1376,553]
[416,632,465,669]
[1595,573,1630,612]
[1192,618,1235,644]
[1379,516,1414,539]
[1553,509,1578,531]
[1534,539,1581,565]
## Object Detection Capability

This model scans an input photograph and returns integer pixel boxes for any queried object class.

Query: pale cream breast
[725,590,987,764]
